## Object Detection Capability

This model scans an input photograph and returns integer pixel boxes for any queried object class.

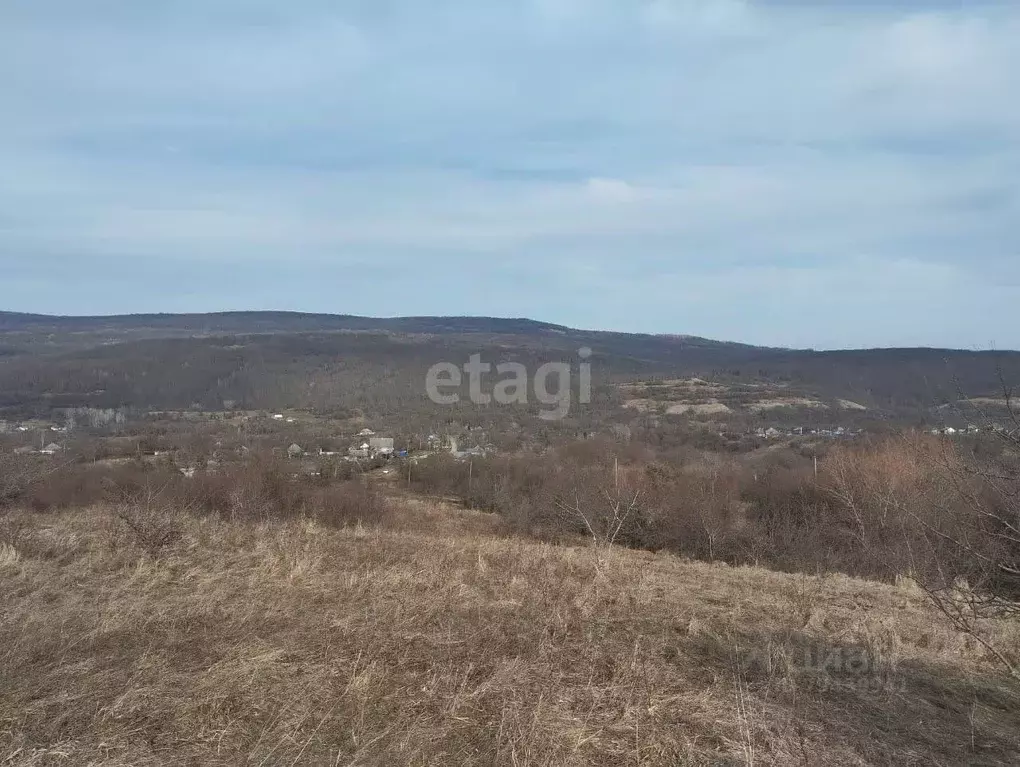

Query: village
[0,408,501,488]
[2,403,1005,469]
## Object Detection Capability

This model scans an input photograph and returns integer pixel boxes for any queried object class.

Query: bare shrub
[1,452,84,510]
[306,479,389,527]
[815,436,944,579]
[638,459,745,560]
[809,429,1020,676]
[115,502,185,555]
[552,462,643,561]
[907,427,1020,676]
[0,452,38,507]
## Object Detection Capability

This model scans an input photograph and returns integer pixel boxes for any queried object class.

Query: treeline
[0,453,388,530]
[407,434,1020,598]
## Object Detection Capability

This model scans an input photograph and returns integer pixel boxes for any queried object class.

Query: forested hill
[1,311,1018,420]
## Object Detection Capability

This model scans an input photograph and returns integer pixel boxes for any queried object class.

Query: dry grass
[617,379,838,416]
[2,501,1019,766]
[746,398,828,412]
[665,403,733,416]
[837,400,868,411]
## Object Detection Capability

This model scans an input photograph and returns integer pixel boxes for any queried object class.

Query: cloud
[584,178,642,204]
[0,1,1018,347]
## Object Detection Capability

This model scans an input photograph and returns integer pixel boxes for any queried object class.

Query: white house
[369,437,395,456]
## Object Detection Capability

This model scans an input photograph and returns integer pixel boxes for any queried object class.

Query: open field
[2,499,1019,766]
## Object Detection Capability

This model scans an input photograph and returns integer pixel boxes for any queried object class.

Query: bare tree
[912,372,1020,677]
[554,458,643,574]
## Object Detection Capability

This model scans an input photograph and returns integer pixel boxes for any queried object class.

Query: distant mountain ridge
[0,310,756,349]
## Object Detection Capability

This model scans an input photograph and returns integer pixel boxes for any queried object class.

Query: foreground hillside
[2,500,1019,766]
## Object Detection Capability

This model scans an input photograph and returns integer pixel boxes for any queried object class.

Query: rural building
[369,437,395,456]
[287,443,304,459]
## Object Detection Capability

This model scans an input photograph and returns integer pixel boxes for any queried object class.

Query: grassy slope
[2,500,1019,766]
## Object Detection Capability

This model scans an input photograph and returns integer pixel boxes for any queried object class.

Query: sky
[1,1,1018,349]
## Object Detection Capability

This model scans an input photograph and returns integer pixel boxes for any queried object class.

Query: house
[358,428,375,437]
[272,414,285,421]
[369,437,395,457]
[348,444,369,459]
[287,443,304,459]
[40,443,63,455]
